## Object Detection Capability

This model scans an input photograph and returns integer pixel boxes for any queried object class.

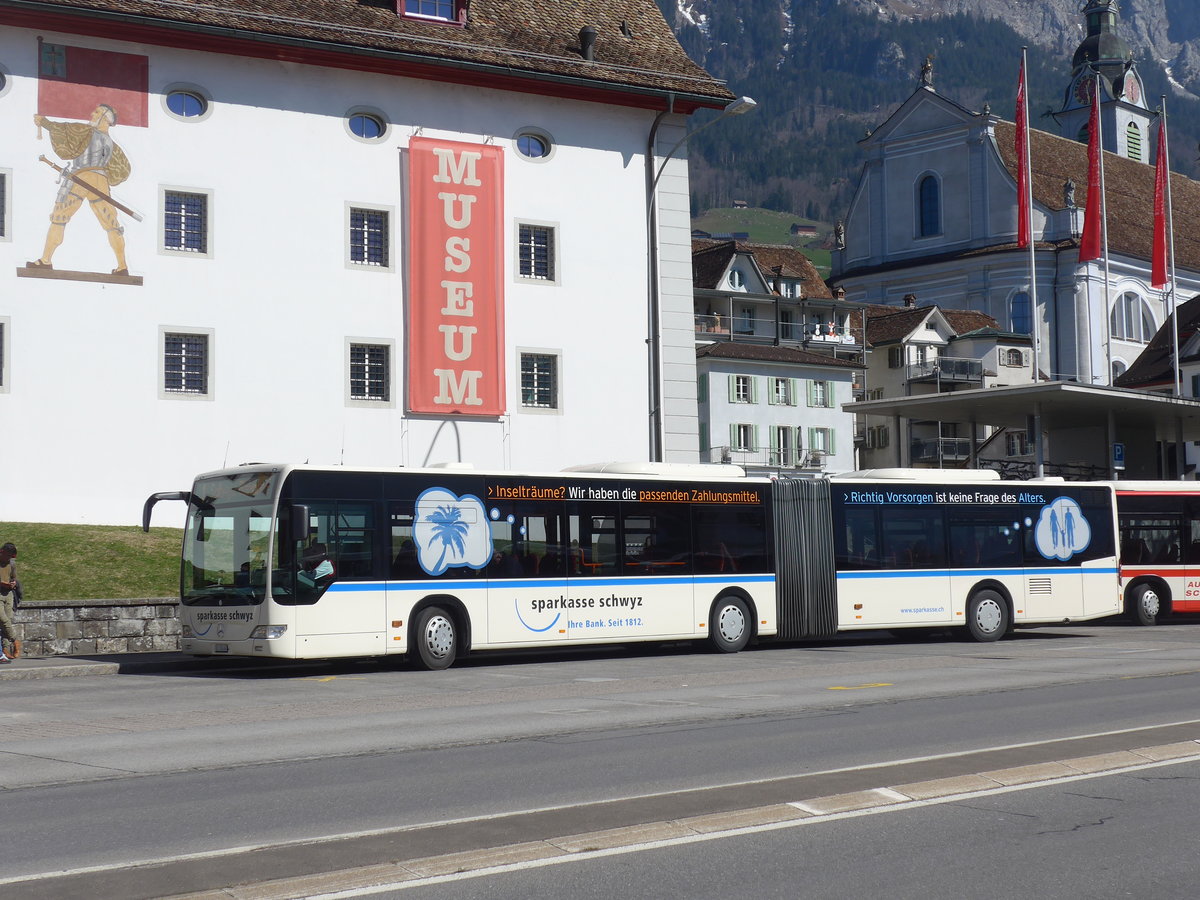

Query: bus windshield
[182,471,280,606]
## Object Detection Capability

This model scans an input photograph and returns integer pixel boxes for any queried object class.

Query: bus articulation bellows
[143,462,1122,669]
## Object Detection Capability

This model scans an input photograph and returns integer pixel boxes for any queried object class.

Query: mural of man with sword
[28,103,135,276]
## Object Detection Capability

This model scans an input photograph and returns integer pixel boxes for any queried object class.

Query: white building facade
[0,0,731,523]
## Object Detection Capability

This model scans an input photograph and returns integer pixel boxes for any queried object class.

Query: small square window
[163,190,209,254]
[521,352,558,409]
[405,0,458,21]
[349,343,390,401]
[518,223,556,282]
[0,318,9,392]
[350,208,389,267]
[0,171,9,241]
[163,331,209,396]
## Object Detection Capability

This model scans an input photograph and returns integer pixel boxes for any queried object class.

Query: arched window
[1006,348,1024,367]
[917,175,941,237]
[1110,291,1156,343]
[1126,122,1143,162]
[1112,360,1128,382]
[1010,291,1031,335]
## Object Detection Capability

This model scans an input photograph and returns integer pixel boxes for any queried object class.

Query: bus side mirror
[142,491,193,532]
[290,505,310,542]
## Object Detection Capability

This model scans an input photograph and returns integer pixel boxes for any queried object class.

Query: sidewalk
[0,651,298,681]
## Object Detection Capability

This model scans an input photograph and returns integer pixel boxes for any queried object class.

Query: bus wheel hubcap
[1142,591,1160,615]
[718,605,745,642]
[976,600,1002,633]
[426,617,454,657]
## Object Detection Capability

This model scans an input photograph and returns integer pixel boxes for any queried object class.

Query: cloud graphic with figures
[414,488,493,576]
[1033,497,1091,561]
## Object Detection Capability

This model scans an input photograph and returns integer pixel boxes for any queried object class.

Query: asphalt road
[2,620,1200,898]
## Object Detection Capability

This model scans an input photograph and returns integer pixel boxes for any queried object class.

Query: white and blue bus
[143,464,1121,668]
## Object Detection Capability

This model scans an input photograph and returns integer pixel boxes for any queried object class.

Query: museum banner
[407,137,505,416]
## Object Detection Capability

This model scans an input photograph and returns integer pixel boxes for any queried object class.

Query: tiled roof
[994,120,1200,271]
[1114,294,1200,388]
[696,341,860,369]
[7,0,732,103]
[861,303,1000,345]
[692,239,831,298]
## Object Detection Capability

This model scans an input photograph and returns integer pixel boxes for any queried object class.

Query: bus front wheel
[414,606,457,670]
[1128,584,1161,626]
[709,596,751,653]
[966,590,1009,642]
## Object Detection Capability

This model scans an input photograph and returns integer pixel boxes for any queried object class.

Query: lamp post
[645,95,756,462]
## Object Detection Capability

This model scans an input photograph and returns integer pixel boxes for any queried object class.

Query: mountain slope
[657,0,1200,221]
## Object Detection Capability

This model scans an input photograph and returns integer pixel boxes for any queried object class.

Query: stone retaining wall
[10,599,180,657]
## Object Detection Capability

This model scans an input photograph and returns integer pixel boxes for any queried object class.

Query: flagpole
[1161,95,1181,397]
[1021,48,1041,386]
[1097,71,1113,384]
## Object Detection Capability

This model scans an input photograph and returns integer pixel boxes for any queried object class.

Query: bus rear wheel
[1128,584,1161,626]
[709,596,751,653]
[966,590,1009,642]
[414,606,457,670]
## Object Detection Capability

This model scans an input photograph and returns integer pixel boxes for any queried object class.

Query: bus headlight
[249,625,288,640]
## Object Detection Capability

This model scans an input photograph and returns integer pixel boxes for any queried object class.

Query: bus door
[485,500,570,644]
[1020,495,1100,621]
[293,502,387,656]
[616,502,694,639]
[566,501,631,640]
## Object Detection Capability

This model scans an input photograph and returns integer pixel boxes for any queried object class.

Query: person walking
[0,542,22,661]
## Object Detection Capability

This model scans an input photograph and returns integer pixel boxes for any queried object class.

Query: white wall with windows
[0,23,697,523]
[696,361,855,472]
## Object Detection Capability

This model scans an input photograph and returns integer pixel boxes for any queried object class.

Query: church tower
[1055,0,1154,163]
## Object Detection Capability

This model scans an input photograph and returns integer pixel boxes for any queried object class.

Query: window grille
[164,333,208,394]
[350,343,389,401]
[521,353,557,408]
[350,208,389,267]
[518,224,554,280]
[164,191,208,253]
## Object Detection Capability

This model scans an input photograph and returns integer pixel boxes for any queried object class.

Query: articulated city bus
[143,463,1122,668]
[1112,481,1200,625]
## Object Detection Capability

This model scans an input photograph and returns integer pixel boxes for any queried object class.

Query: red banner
[37,41,149,127]
[1015,57,1030,249]
[1078,84,1103,263]
[407,138,505,416]
[1152,116,1169,289]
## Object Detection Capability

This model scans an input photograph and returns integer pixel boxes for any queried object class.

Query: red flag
[1016,58,1031,248]
[1152,116,1169,289]
[1078,82,1103,262]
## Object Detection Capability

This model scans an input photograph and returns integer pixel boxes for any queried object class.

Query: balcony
[906,357,983,385]
[705,446,827,470]
[695,313,858,347]
[910,437,973,463]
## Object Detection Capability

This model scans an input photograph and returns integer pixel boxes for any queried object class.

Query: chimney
[579,26,598,61]
[903,293,917,307]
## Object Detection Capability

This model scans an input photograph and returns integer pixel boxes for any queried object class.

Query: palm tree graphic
[426,504,469,572]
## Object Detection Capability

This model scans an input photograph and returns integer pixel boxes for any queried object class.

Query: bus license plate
[215,643,229,653]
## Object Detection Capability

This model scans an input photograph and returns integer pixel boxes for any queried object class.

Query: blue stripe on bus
[324,573,777,593]
[837,567,1119,580]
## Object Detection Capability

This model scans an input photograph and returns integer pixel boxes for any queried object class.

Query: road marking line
[827,682,893,690]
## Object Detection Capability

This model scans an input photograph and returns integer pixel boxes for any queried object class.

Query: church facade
[832,0,1200,393]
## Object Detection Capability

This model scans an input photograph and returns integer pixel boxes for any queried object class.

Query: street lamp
[645,95,757,462]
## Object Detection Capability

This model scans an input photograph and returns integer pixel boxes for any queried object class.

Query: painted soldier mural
[28,103,133,275]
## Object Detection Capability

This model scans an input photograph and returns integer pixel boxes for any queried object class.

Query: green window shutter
[795,426,804,450]
[750,426,759,452]
[823,381,834,407]
[790,378,800,406]
[750,377,758,404]
[698,374,708,404]
[806,380,816,407]
[728,375,737,402]
[769,426,780,454]
[699,422,709,453]
[729,423,739,449]
[829,428,837,455]
[767,378,778,406]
